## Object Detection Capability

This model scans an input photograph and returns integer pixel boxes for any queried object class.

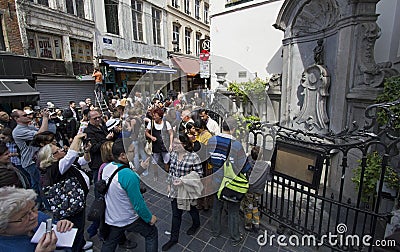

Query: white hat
[47,102,55,108]
[106,118,120,132]
[24,109,34,115]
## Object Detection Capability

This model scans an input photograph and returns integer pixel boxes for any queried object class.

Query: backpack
[87,164,129,222]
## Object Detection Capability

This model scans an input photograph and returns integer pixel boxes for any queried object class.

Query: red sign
[199,50,210,61]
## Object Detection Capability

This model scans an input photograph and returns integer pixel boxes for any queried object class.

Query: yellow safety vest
[217,161,249,200]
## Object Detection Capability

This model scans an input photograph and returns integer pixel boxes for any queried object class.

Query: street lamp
[215,66,228,91]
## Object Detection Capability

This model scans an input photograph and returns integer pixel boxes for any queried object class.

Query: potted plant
[351,151,399,202]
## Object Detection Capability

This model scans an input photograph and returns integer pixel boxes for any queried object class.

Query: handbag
[144,120,153,155]
[43,176,85,219]
[87,165,130,222]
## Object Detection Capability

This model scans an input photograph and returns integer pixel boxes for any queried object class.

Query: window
[173,24,180,46]
[152,8,162,45]
[105,0,119,35]
[185,28,191,54]
[65,0,84,18]
[27,31,63,60]
[195,0,200,19]
[172,0,179,8]
[66,0,74,14]
[195,33,201,56]
[70,39,93,63]
[184,0,190,15]
[131,0,143,41]
[0,15,6,51]
[76,0,84,18]
[38,0,49,6]
[204,3,209,24]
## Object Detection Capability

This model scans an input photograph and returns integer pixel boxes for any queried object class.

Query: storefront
[0,79,40,112]
[170,55,210,93]
[100,59,177,99]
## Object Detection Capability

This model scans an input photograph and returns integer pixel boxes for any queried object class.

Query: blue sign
[103,38,112,44]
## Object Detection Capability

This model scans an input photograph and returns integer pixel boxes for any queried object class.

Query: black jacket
[84,123,108,170]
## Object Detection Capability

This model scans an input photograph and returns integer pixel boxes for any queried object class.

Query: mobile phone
[46,218,52,233]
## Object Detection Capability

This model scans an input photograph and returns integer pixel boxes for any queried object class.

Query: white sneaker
[83,241,93,250]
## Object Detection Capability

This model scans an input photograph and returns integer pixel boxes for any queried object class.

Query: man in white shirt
[199,109,220,135]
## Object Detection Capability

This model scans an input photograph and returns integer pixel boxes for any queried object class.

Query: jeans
[24,163,40,193]
[169,199,200,242]
[212,194,241,241]
[133,140,147,171]
[101,218,158,252]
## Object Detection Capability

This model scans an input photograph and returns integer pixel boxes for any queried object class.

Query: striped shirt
[207,133,251,175]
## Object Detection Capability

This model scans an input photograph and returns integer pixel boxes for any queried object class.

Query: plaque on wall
[271,140,325,189]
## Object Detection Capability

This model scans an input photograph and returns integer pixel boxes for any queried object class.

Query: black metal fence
[209,95,400,251]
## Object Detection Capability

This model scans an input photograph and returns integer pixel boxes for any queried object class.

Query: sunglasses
[92,116,102,120]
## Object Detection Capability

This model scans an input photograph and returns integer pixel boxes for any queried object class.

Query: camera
[82,137,91,146]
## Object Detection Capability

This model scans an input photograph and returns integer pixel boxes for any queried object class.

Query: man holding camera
[11,109,50,205]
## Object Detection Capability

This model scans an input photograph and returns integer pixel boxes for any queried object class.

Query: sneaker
[162,240,178,251]
[186,225,200,235]
[83,241,93,250]
[232,234,244,247]
[119,239,138,249]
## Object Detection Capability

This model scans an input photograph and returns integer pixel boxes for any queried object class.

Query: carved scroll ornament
[295,65,330,133]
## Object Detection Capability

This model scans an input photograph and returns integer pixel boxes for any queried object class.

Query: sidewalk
[85,184,315,251]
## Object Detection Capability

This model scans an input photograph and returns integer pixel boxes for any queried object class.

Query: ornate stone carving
[295,65,330,133]
[292,0,339,36]
[356,22,399,87]
[266,73,282,94]
[313,39,324,65]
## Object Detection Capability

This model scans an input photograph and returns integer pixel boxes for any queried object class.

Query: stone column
[62,36,74,76]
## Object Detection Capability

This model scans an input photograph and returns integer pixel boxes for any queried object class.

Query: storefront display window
[27,31,63,60]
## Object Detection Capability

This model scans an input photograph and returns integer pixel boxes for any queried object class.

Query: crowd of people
[0,88,271,252]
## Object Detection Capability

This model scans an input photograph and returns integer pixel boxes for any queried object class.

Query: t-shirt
[146,120,172,131]
[12,124,39,168]
[92,71,103,83]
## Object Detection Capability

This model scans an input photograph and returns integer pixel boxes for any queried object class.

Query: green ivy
[376,76,400,131]
[351,152,399,202]
[228,78,268,103]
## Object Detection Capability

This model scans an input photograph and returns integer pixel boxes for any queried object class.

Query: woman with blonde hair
[37,133,92,251]
[0,186,74,251]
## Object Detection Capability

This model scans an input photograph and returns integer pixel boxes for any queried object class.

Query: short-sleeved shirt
[12,124,39,168]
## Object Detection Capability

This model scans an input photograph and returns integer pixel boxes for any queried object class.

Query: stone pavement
[85,183,317,252]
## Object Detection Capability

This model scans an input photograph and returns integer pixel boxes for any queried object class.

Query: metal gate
[35,76,95,108]
[241,100,400,251]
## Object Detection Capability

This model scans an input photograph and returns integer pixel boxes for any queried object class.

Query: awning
[171,56,200,76]
[102,60,177,74]
[0,79,40,103]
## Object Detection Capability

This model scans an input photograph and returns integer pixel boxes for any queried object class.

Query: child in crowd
[243,146,271,231]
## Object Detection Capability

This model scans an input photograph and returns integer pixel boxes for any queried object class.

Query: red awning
[171,56,200,76]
